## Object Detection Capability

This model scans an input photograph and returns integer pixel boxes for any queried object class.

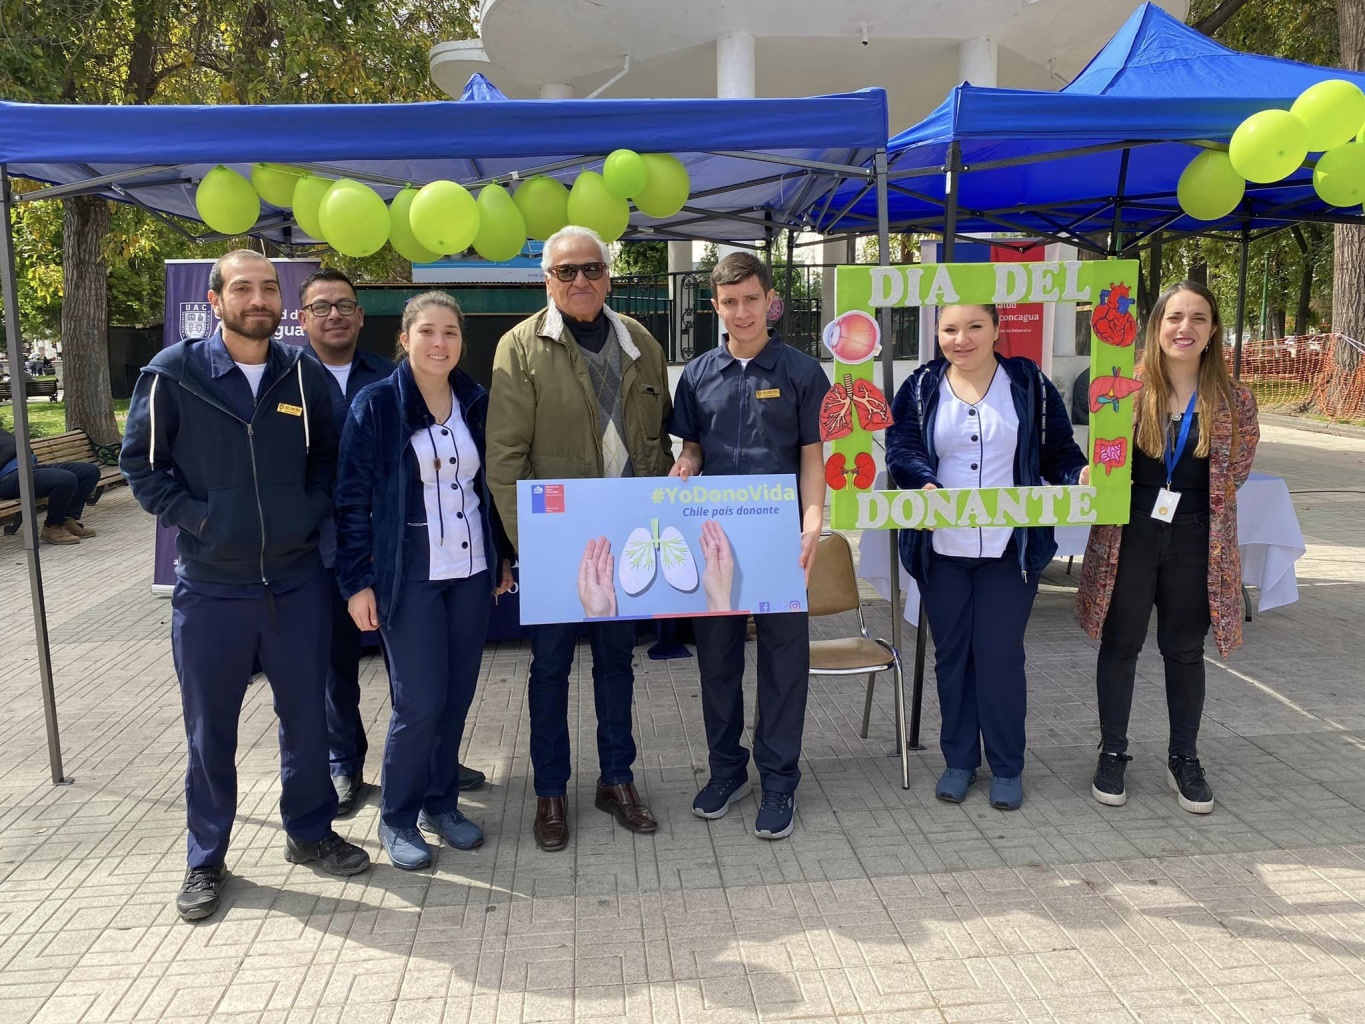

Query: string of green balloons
[1176,79,1365,221]
[192,150,692,260]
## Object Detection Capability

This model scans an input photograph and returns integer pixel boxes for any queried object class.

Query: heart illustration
[1091,283,1138,347]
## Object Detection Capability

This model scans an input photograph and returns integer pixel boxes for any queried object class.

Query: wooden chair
[807,531,910,789]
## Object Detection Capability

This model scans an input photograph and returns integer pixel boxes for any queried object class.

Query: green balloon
[195,165,260,235]
[473,183,528,263]
[566,171,630,242]
[251,163,303,208]
[410,180,479,255]
[1176,150,1245,221]
[603,149,649,199]
[292,175,333,239]
[1292,79,1365,152]
[318,179,389,258]
[1313,141,1365,206]
[1229,109,1309,183]
[389,188,441,263]
[513,176,570,240]
[632,153,690,218]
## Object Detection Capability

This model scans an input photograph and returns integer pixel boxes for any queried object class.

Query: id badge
[1151,487,1181,523]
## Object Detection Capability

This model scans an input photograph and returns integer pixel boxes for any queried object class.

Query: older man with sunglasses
[486,225,673,852]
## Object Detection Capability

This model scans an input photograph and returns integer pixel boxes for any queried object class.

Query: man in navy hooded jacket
[121,250,371,923]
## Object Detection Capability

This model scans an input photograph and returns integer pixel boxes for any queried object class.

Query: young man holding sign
[669,252,828,840]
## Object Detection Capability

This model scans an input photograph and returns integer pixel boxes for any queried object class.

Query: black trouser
[693,611,810,794]
[0,462,101,525]
[1096,511,1211,758]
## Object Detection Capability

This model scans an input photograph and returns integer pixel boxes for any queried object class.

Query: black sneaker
[177,865,224,922]
[457,763,487,792]
[691,776,752,819]
[285,831,373,875]
[1092,752,1132,807]
[1167,755,1214,814]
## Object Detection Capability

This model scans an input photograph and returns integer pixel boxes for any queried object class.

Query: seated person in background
[0,425,100,545]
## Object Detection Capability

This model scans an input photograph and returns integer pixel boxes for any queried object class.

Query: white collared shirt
[932,367,1018,559]
[409,390,487,579]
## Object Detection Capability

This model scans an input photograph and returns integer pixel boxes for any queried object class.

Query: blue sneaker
[753,790,795,840]
[935,768,977,803]
[378,823,434,870]
[692,776,752,819]
[418,809,485,850]
[989,775,1024,810]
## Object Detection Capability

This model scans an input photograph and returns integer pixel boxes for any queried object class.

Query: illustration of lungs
[658,525,699,592]
[619,526,657,595]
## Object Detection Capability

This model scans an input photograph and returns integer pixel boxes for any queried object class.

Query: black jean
[0,462,101,525]
[1096,510,1211,758]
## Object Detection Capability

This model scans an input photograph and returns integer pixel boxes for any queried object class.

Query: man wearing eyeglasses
[487,225,674,852]
[298,270,394,816]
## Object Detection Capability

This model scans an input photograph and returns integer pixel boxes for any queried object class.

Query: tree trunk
[1297,249,1315,335]
[60,196,118,443]
[1330,0,1365,414]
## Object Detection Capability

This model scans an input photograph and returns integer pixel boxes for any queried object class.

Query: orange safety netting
[1234,333,1365,425]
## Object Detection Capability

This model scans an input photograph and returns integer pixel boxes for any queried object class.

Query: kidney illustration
[824,451,877,491]
[619,518,699,596]
[822,310,881,364]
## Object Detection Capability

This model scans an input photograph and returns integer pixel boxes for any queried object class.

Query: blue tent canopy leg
[0,165,71,786]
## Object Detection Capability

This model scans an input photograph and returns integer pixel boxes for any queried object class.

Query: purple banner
[152,258,320,591]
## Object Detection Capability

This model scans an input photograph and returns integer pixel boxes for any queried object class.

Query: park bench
[0,378,60,402]
[0,429,124,535]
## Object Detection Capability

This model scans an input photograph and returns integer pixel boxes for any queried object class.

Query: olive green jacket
[486,302,673,551]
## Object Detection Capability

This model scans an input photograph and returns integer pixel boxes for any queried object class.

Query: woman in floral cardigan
[1076,280,1259,815]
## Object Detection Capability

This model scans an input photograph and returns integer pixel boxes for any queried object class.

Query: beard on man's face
[221,306,281,341]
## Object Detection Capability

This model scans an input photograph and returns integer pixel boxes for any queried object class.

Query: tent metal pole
[908,140,962,751]
[1233,227,1250,380]
[783,222,794,341]
[0,167,70,786]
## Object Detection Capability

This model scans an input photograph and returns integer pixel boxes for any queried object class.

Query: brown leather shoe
[63,518,96,538]
[595,781,658,833]
[40,524,78,545]
[533,796,569,851]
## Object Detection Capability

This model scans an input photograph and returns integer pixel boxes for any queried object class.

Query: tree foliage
[0,0,477,438]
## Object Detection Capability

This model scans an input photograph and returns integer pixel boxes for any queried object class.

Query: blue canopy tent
[813,3,1365,248]
[0,86,897,784]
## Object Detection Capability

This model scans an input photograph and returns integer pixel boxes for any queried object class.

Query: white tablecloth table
[856,471,1304,622]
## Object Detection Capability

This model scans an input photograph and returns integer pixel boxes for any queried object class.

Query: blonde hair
[397,290,464,360]
[1134,281,1237,462]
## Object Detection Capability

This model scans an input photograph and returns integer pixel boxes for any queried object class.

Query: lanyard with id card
[1151,391,1196,523]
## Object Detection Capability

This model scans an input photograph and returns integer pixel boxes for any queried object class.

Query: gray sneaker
[378,823,434,870]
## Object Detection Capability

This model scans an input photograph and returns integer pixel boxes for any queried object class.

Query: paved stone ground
[0,421,1363,1024]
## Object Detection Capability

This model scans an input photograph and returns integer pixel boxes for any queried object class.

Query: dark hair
[299,267,356,305]
[397,291,465,360]
[208,249,275,295]
[711,251,771,294]
[939,303,999,327]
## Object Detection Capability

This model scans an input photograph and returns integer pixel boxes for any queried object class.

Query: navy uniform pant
[378,572,490,829]
[923,551,1040,779]
[171,570,337,869]
[526,620,637,798]
[693,611,811,795]
[324,571,368,779]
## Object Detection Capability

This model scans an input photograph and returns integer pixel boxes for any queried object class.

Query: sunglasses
[547,262,607,282]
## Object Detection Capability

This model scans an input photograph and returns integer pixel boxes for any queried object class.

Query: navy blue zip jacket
[302,343,394,568]
[334,359,510,629]
[885,354,1087,585]
[120,331,338,587]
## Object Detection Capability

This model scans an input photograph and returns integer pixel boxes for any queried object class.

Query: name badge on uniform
[276,402,303,417]
[755,388,780,399]
[1151,487,1180,522]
